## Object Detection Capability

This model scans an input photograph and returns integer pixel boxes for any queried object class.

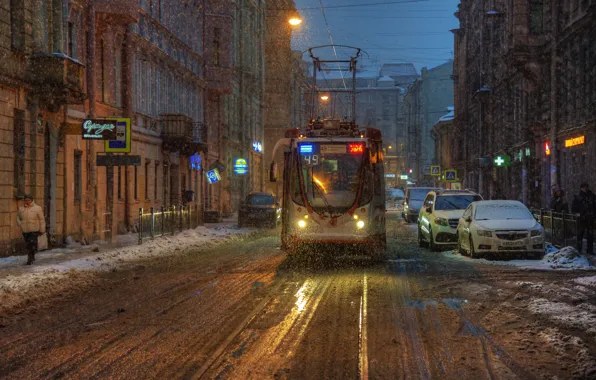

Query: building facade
[403,60,454,186]
[453,0,596,205]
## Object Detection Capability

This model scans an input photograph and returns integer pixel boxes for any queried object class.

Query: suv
[403,187,441,223]
[417,190,483,250]
[238,192,281,228]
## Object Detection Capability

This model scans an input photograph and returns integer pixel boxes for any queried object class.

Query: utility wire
[294,0,430,10]
[318,0,349,97]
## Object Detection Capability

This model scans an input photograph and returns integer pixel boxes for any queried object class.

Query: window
[145,161,150,200]
[13,109,25,195]
[134,166,138,200]
[154,162,159,201]
[213,28,221,66]
[118,166,123,200]
[114,42,123,107]
[100,40,106,102]
[67,22,75,58]
[74,150,82,202]
[10,0,25,51]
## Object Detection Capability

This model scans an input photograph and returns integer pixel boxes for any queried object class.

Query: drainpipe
[124,25,133,230]
[86,1,98,239]
[549,0,559,198]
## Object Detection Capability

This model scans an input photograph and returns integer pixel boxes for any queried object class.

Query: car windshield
[409,189,430,201]
[247,194,274,205]
[475,203,533,220]
[435,195,482,210]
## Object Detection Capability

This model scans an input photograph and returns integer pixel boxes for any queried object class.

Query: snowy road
[1,218,596,379]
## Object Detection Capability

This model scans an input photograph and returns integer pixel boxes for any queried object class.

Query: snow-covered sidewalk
[0,222,259,315]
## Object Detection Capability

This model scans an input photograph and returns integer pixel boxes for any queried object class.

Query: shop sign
[233,158,249,175]
[206,169,221,184]
[82,119,117,140]
[190,154,201,171]
[96,155,141,166]
[564,135,585,148]
[400,174,408,180]
[384,173,396,178]
[252,141,262,153]
[493,155,511,167]
[104,118,131,153]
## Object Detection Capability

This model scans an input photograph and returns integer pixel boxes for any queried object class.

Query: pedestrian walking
[571,183,596,255]
[16,194,46,265]
[550,188,569,213]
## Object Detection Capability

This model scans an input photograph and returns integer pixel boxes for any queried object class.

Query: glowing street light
[320,95,329,101]
[288,17,302,26]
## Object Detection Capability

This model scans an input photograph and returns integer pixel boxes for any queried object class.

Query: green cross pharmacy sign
[493,155,511,167]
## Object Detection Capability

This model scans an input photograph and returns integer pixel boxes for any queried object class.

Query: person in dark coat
[550,189,569,213]
[571,183,596,255]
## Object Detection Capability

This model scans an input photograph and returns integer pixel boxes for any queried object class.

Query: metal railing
[530,209,596,251]
[138,205,202,244]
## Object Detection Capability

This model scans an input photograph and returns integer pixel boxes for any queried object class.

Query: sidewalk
[0,217,257,316]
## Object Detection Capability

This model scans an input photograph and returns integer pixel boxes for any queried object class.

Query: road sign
[430,165,441,176]
[104,118,131,153]
[423,165,431,175]
[96,155,141,166]
[445,169,457,182]
[206,169,221,184]
[493,155,511,167]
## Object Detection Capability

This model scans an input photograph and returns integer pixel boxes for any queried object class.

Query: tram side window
[292,154,305,206]
[373,144,382,196]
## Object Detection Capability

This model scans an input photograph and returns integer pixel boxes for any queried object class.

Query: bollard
[160,206,165,237]
[172,206,176,235]
[138,208,143,245]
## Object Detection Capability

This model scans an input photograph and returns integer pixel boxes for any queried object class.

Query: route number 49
[303,155,320,166]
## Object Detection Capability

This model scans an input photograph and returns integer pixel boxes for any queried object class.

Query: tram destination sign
[82,119,118,140]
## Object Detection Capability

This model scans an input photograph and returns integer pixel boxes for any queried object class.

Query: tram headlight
[298,220,307,228]
[357,220,365,229]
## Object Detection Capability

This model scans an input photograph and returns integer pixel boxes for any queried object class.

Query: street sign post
[493,155,511,167]
[430,165,441,176]
[96,155,141,166]
[445,169,457,182]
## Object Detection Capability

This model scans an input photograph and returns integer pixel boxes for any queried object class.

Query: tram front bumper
[290,232,375,245]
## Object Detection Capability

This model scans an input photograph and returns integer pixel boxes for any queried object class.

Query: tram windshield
[294,142,370,215]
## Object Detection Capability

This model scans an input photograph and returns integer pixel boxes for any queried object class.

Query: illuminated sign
[565,135,585,148]
[445,170,457,182]
[299,144,314,154]
[400,174,408,180]
[206,169,221,184]
[430,165,441,176]
[233,158,249,175]
[348,143,364,154]
[252,141,262,153]
[545,142,551,156]
[82,119,117,140]
[190,154,202,170]
[385,173,396,178]
[320,145,346,154]
[104,118,132,153]
[493,155,511,167]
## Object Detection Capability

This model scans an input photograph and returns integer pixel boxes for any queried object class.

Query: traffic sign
[206,169,221,184]
[430,165,441,176]
[493,155,511,167]
[445,169,457,182]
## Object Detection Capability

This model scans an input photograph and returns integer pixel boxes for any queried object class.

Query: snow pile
[528,298,596,337]
[0,224,255,315]
[538,327,596,378]
[543,246,592,269]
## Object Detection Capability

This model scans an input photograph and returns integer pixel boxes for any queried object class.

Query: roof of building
[380,63,418,77]
[378,75,395,82]
[437,108,454,122]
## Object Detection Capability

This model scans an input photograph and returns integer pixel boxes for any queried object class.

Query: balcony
[205,65,233,94]
[161,114,208,155]
[95,0,138,23]
[27,53,85,112]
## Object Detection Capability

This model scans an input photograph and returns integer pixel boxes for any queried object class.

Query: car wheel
[429,228,438,252]
[469,236,477,258]
[417,225,427,248]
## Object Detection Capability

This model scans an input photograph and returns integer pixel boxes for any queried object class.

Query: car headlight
[477,230,492,237]
[531,229,542,237]
[357,220,365,229]
[435,217,449,226]
[298,220,307,228]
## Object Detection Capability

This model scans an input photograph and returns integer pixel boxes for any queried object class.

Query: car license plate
[500,240,525,247]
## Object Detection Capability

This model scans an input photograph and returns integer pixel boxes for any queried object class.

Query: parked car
[456,200,545,259]
[403,187,441,223]
[386,188,406,209]
[417,190,483,250]
[238,192,281,228]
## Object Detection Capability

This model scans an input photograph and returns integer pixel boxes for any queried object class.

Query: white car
[456,200,545,259]
[418,190,483,250]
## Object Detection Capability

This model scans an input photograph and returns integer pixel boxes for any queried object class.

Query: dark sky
[290,0,460,73]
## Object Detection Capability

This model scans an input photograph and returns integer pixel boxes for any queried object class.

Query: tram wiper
[312,176,334,216]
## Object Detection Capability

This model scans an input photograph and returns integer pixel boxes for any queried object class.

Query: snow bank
[538,327,596,378]
[574,276,596,287]
[445,245,594,271]
[0,224,255,315]
[528,299,596,337]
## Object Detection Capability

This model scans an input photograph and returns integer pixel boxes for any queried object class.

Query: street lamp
[320,95,329,101]
[288,17,302,26]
